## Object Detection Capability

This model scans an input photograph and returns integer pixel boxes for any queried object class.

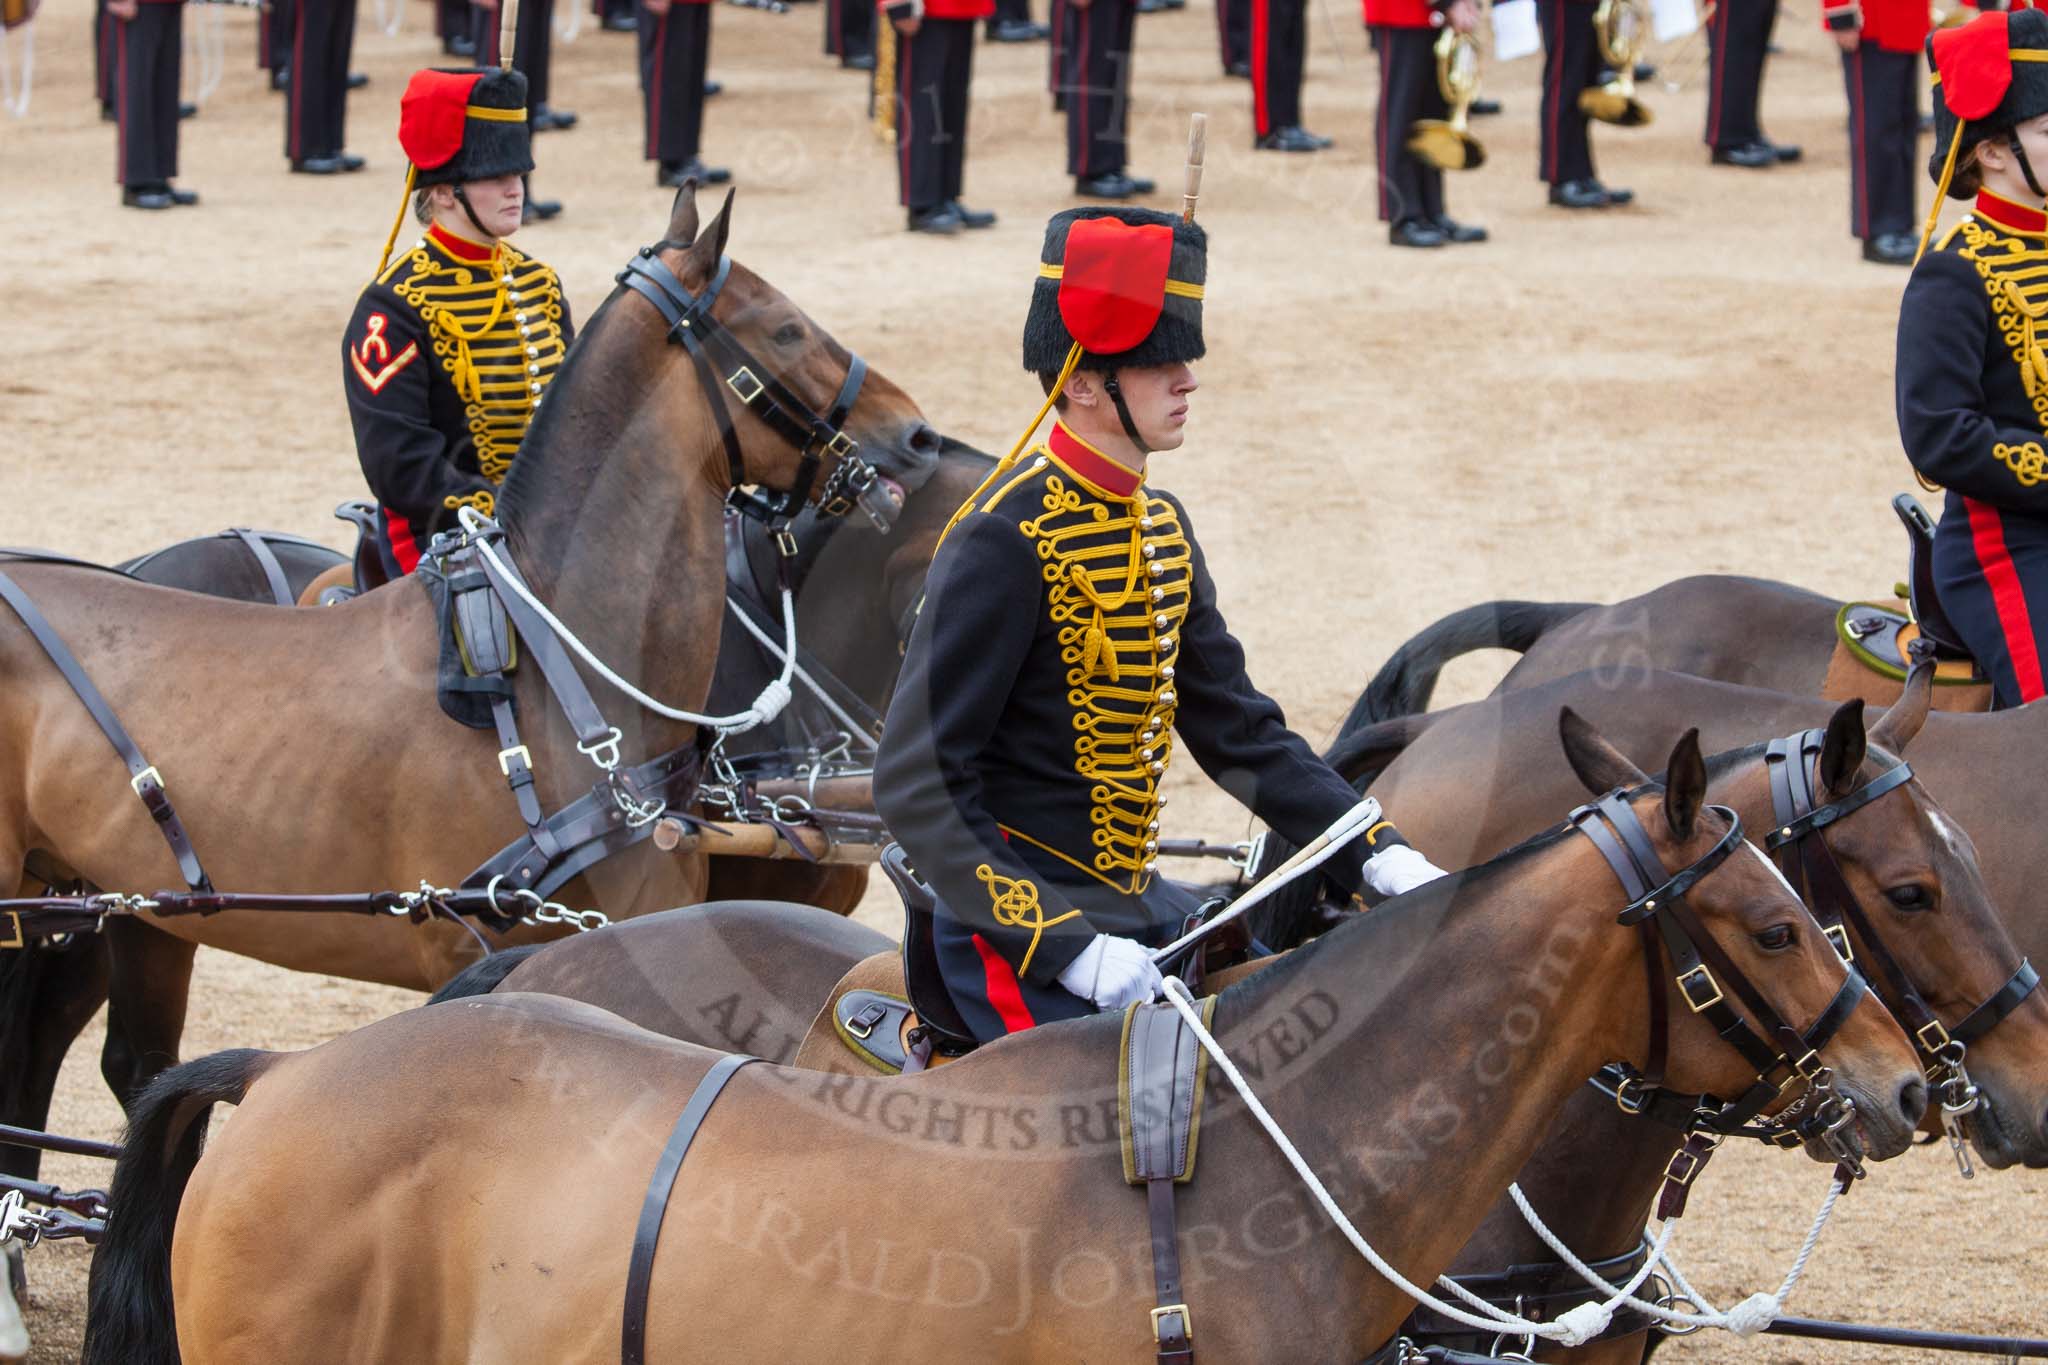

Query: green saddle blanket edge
[1835,601,1981,686]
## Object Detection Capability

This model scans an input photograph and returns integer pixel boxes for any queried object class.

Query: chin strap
[2011,130,2048,201]
[1101,371,1153,457]
[451,184,501,243]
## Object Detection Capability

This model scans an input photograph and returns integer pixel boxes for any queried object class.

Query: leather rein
[1572,791,1870,1215]
[615,244,891,547]
[1762,729,2038,1176]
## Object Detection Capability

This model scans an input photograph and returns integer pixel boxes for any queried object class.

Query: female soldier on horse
[343,67,574,577]
[1900,8,2048,706]
[875,206,1445,1041]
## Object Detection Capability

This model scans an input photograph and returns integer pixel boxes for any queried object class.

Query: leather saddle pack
[1821,495,1992,714]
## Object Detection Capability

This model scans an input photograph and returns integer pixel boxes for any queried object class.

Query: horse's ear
[1559,706,1649,796]
[1818,699,1868,797]
[690,187,736,270]
[664,183,700,249]
[1869,658,1934,755]
[1662,728,1706,842]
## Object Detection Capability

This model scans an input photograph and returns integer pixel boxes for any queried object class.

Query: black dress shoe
[658,158,732,186]
[291,154,361,174]
[1225,58,1249,77]
[178,101,198,119]
[842,48,876,68]
[949,200,997,228]
[121,186,174,210]
[1633,59,1656,80]
[522,198,563,223]
[269,67,289,91]
[1135,0,1168,11]
[446,33,476,56]
[347,71,368,89]
[1076,172,1144,198]
[532,104,579,131]
[1600,182,1634,205]
[908,204,965,234]
[1433,214,1487,243]
[1389,217,1448,247]
[987,17,1049,39]
[704,79,723,97]
[1254,126,1329,152]
[1469,96,1502,117]
[1710,140,1776,168]
[1919,111,1934,134]
[166,185,199,206]
[1863,233,1916,265]
[1767,139,1802,163]
[603,9,637,27]
[1548,178,1609,209]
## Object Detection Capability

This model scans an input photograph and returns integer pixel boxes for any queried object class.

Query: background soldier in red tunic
[1368,0,1485,245]
[109,0,192,207]
[1825,0,1927,262]
[1250,0,1330,149]
[886,0,998,232]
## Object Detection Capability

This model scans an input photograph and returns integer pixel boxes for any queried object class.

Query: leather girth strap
[622,1053,761,1365]
[0,565,211,891]
[225,527,296,608]
[1120,998,1216,1365]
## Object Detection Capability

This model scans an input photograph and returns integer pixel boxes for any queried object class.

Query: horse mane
[494,284,641,535]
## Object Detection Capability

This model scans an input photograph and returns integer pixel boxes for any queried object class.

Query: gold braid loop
[976,864,1081,977]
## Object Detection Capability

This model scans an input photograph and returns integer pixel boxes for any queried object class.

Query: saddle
[1821,495,1993,713]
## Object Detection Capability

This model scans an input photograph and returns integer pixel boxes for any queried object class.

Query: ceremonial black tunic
[343,224,573,572]
[1897,193,2048,706]
[875,423,1377,1041]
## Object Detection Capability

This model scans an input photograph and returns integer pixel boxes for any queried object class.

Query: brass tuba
[1407,25,1486,170]
[1579,0,1653,126]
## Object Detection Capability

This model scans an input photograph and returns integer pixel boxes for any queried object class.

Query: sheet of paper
[1491,0,1541,63]
[1651,0,1698,45]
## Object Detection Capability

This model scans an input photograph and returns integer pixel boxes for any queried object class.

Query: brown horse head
[1559,709,1928,1161]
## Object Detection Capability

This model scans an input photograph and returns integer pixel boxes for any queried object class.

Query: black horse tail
[1345,601,1595,731]
[83,1048,275,1365]
[426,945,542,1004]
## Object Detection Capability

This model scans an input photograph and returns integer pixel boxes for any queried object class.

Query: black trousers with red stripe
[990,0,1030,28]
[1249,0,1305,137]
[436,0,468,47]
[1216,0,1247,71]
[1934,495,2048,708]
[95,0,116,114]
[472,0,556,106]
[1057,0,1134,178]
[286,0,354,160]
[1537,0,1597,185]
[640,1,711,164]
[260,0,295,72]
[114,3,181,188]
[1372,25,1444,225]
[1048,0,1065,105]
[1841,42,1915,240]
[892,16,974,212]
[1702,0,1774,150]
[823,0,872,57]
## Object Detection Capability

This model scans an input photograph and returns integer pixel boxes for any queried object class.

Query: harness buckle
[1791,1050,1828,1084]
[774,528,800,559]
[130,765,165,797]
[578,728,625,772]
[845,1001,888,1039]
[1824,923,1854,965]
[0,911,22,951]
[1915,1017,1953,1055]
[497,744,533,778]
[1150,1304,1193,1344]
[727,366,766,404]
[1663,1146,1707,1188]
[1613,1074,1650,1115]
[1675,965,1724,1013]
[824,430,858,459]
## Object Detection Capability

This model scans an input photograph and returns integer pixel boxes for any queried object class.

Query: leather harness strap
[225,527,297,608]
[0,565,211,892]
[622,1053,761,1365]
[1122,999,1211,1364]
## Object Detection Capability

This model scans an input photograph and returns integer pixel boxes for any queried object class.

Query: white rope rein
[722,593,878,753]
[457,506,794,734]
[1153,975,1849,1347]
[0,20,33,119]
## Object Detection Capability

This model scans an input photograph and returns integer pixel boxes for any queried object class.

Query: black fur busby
[402,67,534,188]
[1022,207,1206,373]
[1928,9,2048,196]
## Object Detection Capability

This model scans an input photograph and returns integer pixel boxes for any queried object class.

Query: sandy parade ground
[2,0,2046,1354]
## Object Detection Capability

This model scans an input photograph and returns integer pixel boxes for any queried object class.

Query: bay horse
[83,721,1925,1365]
[0,187,936,1190]
[429,674,2040,1362]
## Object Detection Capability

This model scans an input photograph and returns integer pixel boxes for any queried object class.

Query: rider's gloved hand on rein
[1363,843,1448,899]
[1059,933,1165,1010]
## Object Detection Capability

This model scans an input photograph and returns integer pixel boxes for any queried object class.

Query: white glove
[1364,843,1448,899]
[1056,933,1165,1011]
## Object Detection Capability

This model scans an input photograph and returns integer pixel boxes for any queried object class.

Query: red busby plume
[1057,218,1174,358]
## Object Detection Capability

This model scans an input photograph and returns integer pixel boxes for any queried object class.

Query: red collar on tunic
[1047,422,1144,499]
[1975,189,2048,234]
[427,223,499,262]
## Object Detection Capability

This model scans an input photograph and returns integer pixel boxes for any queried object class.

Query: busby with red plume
[1021,208,1206,375]
[400,67,534,188]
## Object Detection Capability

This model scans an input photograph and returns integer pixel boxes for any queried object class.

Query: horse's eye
[1753,925,1795,951]
[773,322,804,346]
[1886,884,1934,913]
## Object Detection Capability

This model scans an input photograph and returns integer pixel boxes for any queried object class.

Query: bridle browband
[615,243,890,555]
[1572,790,1870,1213]
[1764,728,2039,1176]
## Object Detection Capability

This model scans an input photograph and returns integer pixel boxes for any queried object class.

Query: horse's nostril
[1898,1077,1928,1125]
[907,424,942,457]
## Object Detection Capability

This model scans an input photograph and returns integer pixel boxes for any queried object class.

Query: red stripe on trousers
[1706,0,1728,146]
[971,933,1038,1034]
[648,10,666,158]
[115,19,129,183]
[385,509,422,574]
[1250,0,1270,136]
[1966,499,2047,701]
[1848,47,1868,237]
